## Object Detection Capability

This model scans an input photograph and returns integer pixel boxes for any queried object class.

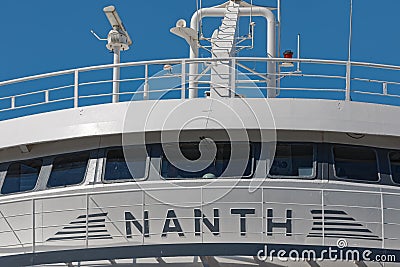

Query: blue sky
[2,0,400,80]
[0,0,400,118]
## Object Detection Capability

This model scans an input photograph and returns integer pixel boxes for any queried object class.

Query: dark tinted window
[389,152,400,184]
[333,146,378,181]
[104,147,147,181]
[161,142,252,179]
[2,159,42,194]
[47,152,90,188]
[269,144,314,177]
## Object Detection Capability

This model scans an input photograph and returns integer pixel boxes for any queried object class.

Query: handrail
[0,57,399,121]
[3,57,400,87]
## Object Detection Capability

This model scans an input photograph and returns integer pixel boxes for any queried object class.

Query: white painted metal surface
[0,1,400,266]
[0,98,399,151]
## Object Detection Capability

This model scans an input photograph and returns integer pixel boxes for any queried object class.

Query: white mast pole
[112,47,121,103]
[345,0,353,101]
[277,0,281,56]
[277,0,281,92]
[297,33,301,72]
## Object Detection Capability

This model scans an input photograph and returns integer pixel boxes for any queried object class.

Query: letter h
[267,209,292,236]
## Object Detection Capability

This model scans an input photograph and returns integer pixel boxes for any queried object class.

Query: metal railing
[0,57,400,120]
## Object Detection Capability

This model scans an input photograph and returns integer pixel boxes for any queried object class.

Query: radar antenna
[92,5,132,103]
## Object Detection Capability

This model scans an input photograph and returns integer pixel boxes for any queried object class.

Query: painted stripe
[76,213,107,219]
[55,229,108,235]
[63,224,107,230]
[70,219,106,224]
[313,216,355,221]
[47,234,112,241]
[313,221,363,227]
[311,227,372,233]
[311,210,347,215]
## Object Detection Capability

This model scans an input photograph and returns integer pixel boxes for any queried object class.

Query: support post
[112,47,121,103]
[230,58,236,96]
[188,59,198,99]
[383,82,388,95]
[144,64,149,100]
[181,60,186,99]
[32,199,35,254]
[11,96,15,109]
[297,33,301,72]
[74,70,79,108]
[346,0,353,101]
[345,61,351,101]
[45,90,49,103]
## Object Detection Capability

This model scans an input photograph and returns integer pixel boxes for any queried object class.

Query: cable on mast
[347,0,353,62]
[345,0,353,101]
[249,0,253,36]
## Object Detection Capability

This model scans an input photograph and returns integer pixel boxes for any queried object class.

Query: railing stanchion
[230,58,236,97]
[74,70,79,108]
[86,194,89,248]
[32,198,35,254]
[345,61,351,101]
[181,60,186,99]
[11,96,15,109]
[45,90,49,103]
[144,64,149,100]
[383,82,388,95]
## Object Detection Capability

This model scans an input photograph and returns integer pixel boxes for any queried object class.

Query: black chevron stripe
[47,213,112,241]
[313,216,355,221]
[77,213,108,219]
[313,221,363,227]
[48,234,112,241]
[308,209,381,241]
[63,224,107,230]
[311,210,347,215]
[70,218,106,224]
[55,229,108,235]
[311,227,372,233]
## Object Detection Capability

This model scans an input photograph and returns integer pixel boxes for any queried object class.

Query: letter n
[125,211,149,238]
[194,209,220,236]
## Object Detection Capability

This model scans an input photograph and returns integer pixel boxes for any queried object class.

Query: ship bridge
[0,1,399,266]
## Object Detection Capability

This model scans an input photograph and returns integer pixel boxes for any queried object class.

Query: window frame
[45,151,91,189]
[388,150,400,185]
[160,142,255,180]
[267,142,317,179]
[331,144,381,183]
[0,158,43,195]
[101,146,150,183]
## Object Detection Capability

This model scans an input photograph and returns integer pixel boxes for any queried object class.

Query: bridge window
[103,147,148,181]
[333,146,379,182]
[47,152,90,188]
[161,142,253,179]
[268,143,315,178]
[1,159,42,194]
[389,151,400,184]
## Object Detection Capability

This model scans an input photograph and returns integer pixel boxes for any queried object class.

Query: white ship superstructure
[0,1,399,266]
